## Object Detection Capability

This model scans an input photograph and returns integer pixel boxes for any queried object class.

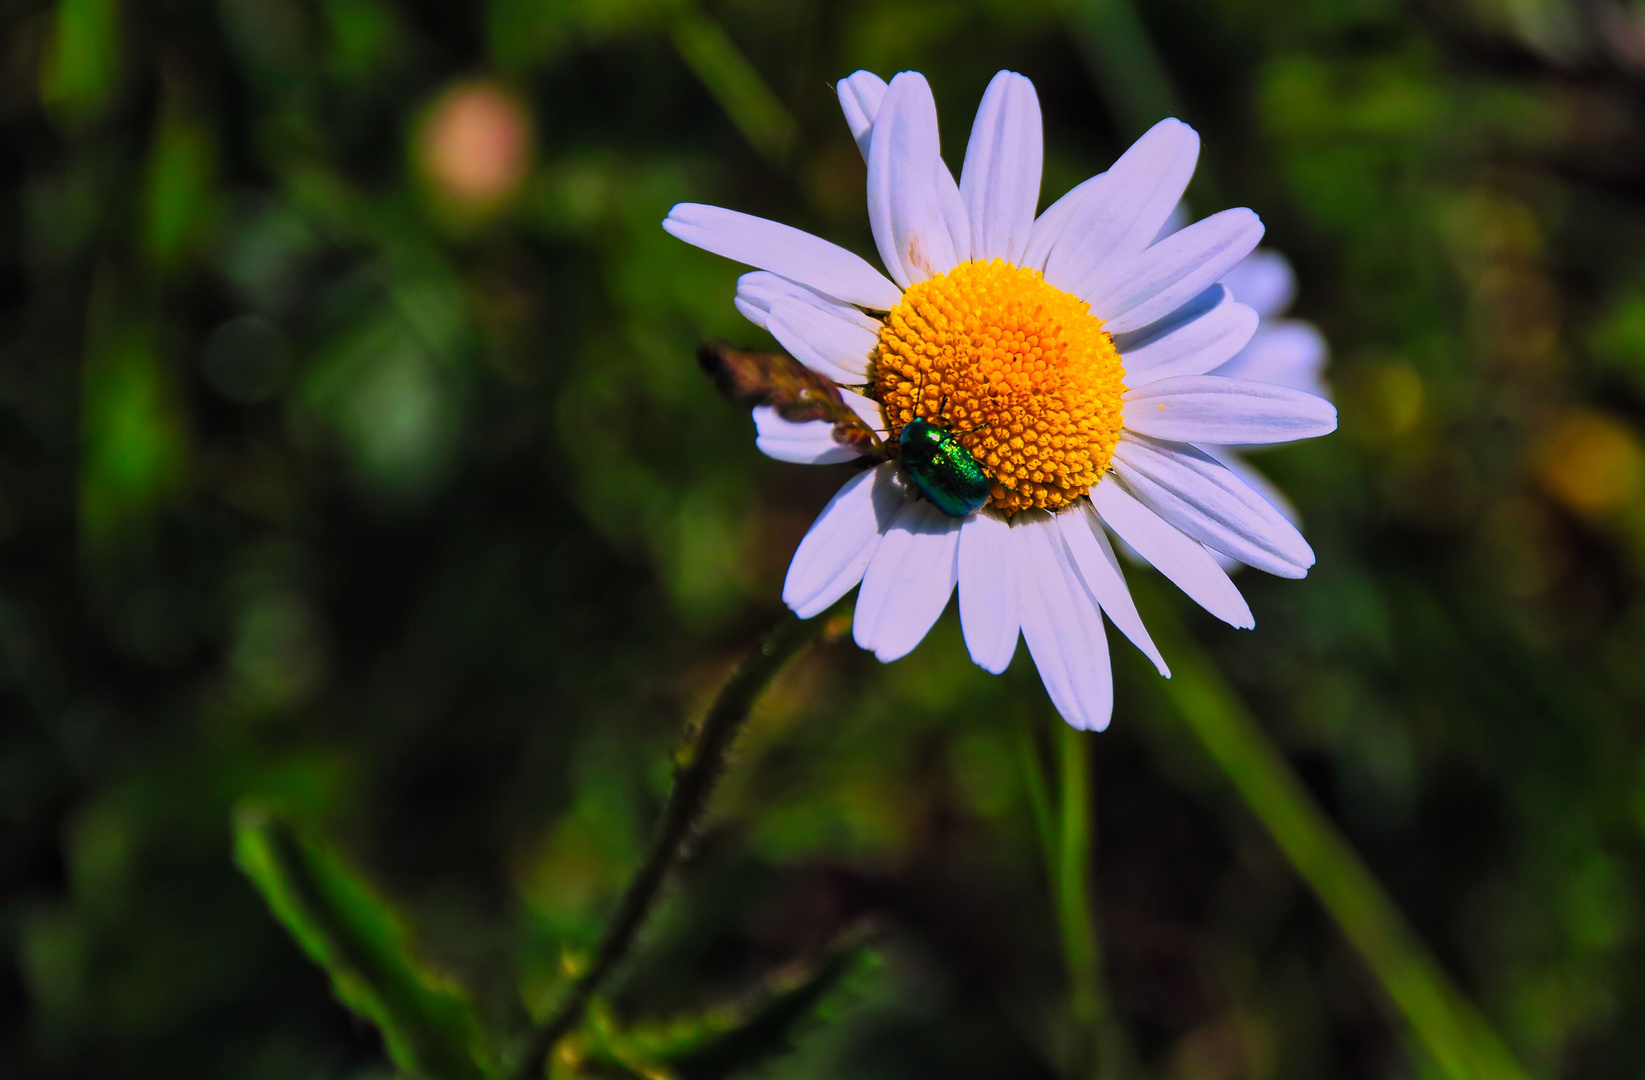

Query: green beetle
[899,414,993,518]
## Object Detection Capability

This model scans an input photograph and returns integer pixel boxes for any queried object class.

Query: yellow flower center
[871,259,1126,515]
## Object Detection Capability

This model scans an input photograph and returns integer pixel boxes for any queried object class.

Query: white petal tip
[866,633,920,664]
[785,595,825,619]
[1267,558,1312,580]
[1145,118,1200,158]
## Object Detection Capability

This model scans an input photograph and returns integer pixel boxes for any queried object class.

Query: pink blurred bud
[418,82,531,210]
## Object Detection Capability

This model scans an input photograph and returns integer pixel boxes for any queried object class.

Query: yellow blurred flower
[1536,409,1645,517]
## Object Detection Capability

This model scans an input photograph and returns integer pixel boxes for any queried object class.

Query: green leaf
[79,270,188,549]
[232,804,494,1080]
[40,0,121,126]
[142,106,217,272]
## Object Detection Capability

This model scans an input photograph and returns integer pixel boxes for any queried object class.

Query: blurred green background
[5,0,1645,1076]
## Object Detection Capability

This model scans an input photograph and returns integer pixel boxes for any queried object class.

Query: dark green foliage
[5,0,1645,1077]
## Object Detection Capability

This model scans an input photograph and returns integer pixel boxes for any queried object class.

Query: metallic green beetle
[899,417,993,518]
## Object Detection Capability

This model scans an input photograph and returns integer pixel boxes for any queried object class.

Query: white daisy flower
[664,70,1337,730]
[1109,224,1332,563]
[1205,248,1332,539]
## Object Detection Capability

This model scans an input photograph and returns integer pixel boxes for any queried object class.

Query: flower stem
[1017,703,1132,1078]
[1133,584,1530,1080]
[1056,723,1104,1034]
[509,608,832,1080]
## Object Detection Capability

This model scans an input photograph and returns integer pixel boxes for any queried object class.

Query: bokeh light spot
[416,81,532,213]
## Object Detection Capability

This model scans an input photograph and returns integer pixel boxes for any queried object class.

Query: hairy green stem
[509,609,831,1080]
[1134,585,1529,1080]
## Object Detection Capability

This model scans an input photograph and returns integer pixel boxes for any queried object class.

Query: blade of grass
[668,5,797,167]
[1055,0,1185,137]
[1132,582,1530,1080]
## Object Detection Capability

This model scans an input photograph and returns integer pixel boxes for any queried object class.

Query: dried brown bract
[697,342,886,458]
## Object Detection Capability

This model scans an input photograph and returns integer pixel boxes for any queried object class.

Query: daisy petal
[839,387,888,432]
[1058,508,1169,676]
[1017,513,1114,731]
[1204,445,1299,526]
[1115,285,1259,387]
[765,297,879,382]
[765,313,861,384]
[867,72,962,288]
[1083,208,1265,333]
[752,389,884,465]
[838,70,888,159]
[752,408,860,465]
[783,463,905,618]
[842,72,969,259]
[1021,172,1103,271]
[1220,249,1295,319]
[665,203,902,311]
[1152,200,1191,245]
[959,70,1043,264]
[1214,321,1331,400]
[934,159,972,270]
[1110,434,1314,578]
[1122,375,1338,445]
[734,271,883,334]
[1090,480,1253,628]
[957,511,1019,674]
[1043,119,1200,292]
[853,497,962,662]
